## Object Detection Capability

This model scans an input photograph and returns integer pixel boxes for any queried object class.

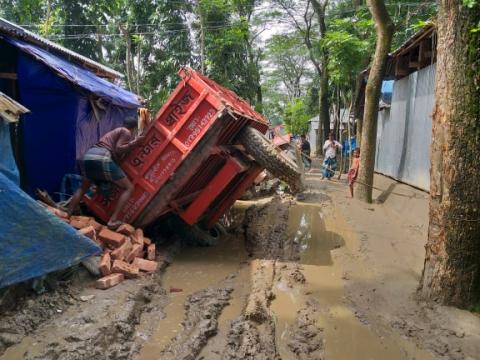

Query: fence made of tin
[85,68,268,228]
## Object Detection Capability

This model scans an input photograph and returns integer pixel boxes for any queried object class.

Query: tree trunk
[119,25,134,91]
[355,0,393,203]
[353,0,363,9]
[319,60,330,141]
[353,70,365,147]
[356,117,363,147]
[198,3,206,74]
[311,0,331,153]
[136,37,141,95]
[419,2,480,308]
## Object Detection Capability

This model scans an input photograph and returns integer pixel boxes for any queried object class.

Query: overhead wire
[18,1,436,29]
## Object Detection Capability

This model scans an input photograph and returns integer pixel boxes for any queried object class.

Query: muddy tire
[238,126,303,192]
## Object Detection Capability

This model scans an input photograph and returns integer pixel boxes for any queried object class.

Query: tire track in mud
[148,195,319,360]
[158,277,234,360]
[220,195,324,360]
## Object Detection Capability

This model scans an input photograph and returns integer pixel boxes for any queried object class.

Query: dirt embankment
[0,242,179,360]
[0,280,82,355]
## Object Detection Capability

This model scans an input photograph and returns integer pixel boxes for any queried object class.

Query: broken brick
[69,215,92,229]
[79,225,96,241]
[147,244,156,261]
[99,252,111,276]
[98,228,126,248]
[88,218,104,232]
[111,238,132,261]
[143,237,152,246]
[52,208,69,219]
[96,273,124,289]
[125,243,144,263]
[112,260,139,278]
[132,228,144,245]
[132,258,158,273]
[39,202,69,219]
[116,223,136,236]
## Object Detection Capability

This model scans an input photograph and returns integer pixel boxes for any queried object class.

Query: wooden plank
[395,56,410,79]
[0,72,17,80]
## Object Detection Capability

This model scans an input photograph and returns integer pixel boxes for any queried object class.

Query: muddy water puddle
[271,203,434,360]
[138,230,248,360]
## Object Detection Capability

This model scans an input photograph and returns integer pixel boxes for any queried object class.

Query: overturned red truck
[84,68,301,239]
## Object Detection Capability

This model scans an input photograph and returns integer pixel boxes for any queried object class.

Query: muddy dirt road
[2,172,480,360]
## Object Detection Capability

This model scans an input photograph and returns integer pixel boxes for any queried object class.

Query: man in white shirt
[322,132,342,179]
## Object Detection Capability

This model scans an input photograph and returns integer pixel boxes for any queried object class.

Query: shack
[357,25,436,191]
[0,91,100,289]
[0,17,141,197]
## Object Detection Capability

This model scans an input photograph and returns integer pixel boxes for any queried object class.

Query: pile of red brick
[41,203,158,290]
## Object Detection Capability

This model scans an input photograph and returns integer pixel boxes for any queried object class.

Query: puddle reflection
[289,204,345,266]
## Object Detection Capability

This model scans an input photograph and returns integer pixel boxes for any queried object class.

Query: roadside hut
[357,25,436,191]
[0,18,141,197]
[0,91,100,289]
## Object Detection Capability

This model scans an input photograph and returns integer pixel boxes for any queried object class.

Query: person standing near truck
[348,148,361,197]
[322,132,342,179]
[67,116,144,229]
[300,134,311,170]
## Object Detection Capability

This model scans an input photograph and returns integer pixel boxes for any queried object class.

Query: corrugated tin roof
[0,91,29,123]
[390,24,435,58]
[0,17,123,80]
[361,24,436,79]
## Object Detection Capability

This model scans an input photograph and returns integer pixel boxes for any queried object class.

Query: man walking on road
[322,132,342,179]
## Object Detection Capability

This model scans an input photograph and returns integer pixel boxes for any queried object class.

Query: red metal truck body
[84,68,268,228]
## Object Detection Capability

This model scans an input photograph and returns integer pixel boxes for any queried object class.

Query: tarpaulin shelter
[0,17,141,197]
[0,91,28,184]
[0,92,101,289]
[0,172,101,289]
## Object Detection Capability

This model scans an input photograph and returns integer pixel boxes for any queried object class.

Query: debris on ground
[40,203,159,290]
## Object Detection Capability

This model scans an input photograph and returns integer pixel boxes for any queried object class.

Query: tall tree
[232,0,263,111]
[419,0,480,308]
[265,32,310,102]
[355,0,393,203]
[275,0,329,154]
[197,0,259,106]
[310,0,330,145]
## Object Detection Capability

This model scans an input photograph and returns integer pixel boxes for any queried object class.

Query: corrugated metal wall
[308,116,319,155]
[375,64,436,191]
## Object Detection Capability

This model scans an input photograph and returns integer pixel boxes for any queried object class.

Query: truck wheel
[238,126,303,193]
[190,224,221,246]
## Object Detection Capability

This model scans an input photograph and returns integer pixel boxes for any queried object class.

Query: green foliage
[0,0,440,121]
[0,0,195,112]
[463,0,478,8]
[283,99,311,135]
[321,17,374,88]
[198,0,261,107]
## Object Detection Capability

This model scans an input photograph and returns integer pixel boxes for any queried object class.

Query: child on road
[348,148,360,198]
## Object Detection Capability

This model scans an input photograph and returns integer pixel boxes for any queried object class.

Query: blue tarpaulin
[6,38,140,108]
[1,37,140,197]
[0,120,19,185]
[0,172,101,289]
[381,80,394,104]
